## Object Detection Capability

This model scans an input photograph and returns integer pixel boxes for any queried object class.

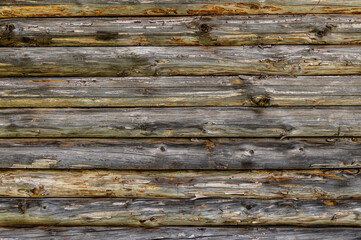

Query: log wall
[1,0,361,238]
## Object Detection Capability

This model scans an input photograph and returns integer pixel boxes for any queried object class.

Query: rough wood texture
[0,227,360,239]
[1,15,361,47]
[1,169,360,198]
[0,46,360,77]
[1,198,361,226]
[3,107,361,137]
[2,138,361,170]
[1,0,361,17]
[3,75,361,107]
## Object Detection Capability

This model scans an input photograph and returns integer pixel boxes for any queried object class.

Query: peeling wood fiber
[2,0,361,17]
[1,15,360,47]
[0,227,360,239]
[1,198,361,226]
[3,75,361,107]
[2,138,361,170]
[0,169,360,199]
[0,46,360,77]
[2,107,361,137]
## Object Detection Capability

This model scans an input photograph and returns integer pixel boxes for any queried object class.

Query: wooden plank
[0,46,360,77]
[2,138,361,170]
[3,107,361,138]
[1,15,361,47]
[1,0,361,17]
[3,75,361,107]
[0,169,360,198]
[0,227,360,239]
[1,198,361,226]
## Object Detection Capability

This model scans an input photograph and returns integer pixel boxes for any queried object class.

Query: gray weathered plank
[3,75,361,107]
[1,15,360,47]
[1,198,361,226]
[2,107,361,137]
[1,0,361,17]
[0,227,360,239]
[1,169,360,198]
[1,138,361,170]
[0,46,360,77]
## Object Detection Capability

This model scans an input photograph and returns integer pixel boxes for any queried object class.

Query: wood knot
[250,95,270,106]
[314,24,333,37]
[31,187,41,197]
[17,199,28,214]
[6,24,15,32]
[200,24,211,33]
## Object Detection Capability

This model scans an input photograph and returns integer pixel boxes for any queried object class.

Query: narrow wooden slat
[0,46,360,77]
[1,15,360,47]
[3,75,361,107]
[0,169,360,198]
[1,0,361,17]
[1,198,361,226]
[1,138,361,170]
[3,107,361,137]
[0,227,360,239]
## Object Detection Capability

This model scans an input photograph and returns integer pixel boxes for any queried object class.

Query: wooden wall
[1,0,361,238]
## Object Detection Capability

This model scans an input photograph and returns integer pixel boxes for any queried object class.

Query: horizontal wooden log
[1,198,361,226]
[0,46,360,77]
[1,169,360,198]
[1,0,361,17]
[3,107,361,137]
[3,75,361,107]
[0,227,360,239]
[2,138,361,170]
[1,15,361,47]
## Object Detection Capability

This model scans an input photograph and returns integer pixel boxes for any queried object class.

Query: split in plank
[3,75,361,107]
[3,107,361,137]
[1,198,361,226]
[1,15,361,47]
[1,0,361,17]
[1,138,361,170]
[0,169,360,198]
[0,227,360,239]
[0,46,361,77]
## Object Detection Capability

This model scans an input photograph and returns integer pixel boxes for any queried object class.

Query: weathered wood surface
[0,227,360,239]
[1,169,360,198]
[3,107,361,137]
[1,15,361,47]
[2,138,361,170]
[3,75,361,107]
[1,198,361,226]
[1,0,361,17]
[0,46,360,77]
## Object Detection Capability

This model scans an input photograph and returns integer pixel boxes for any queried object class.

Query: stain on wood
[0,46,360,77]
[1,15,360,46]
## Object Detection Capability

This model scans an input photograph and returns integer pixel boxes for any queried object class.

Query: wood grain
[1,15,360,47]
[3,107,361,137]
[0,46,360,77]
[0,169,360,198]
[1,198,361,226]
[2,138,361,170]
[0,227,360,239]
[3,75,361,107]
[1,0,361,17]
